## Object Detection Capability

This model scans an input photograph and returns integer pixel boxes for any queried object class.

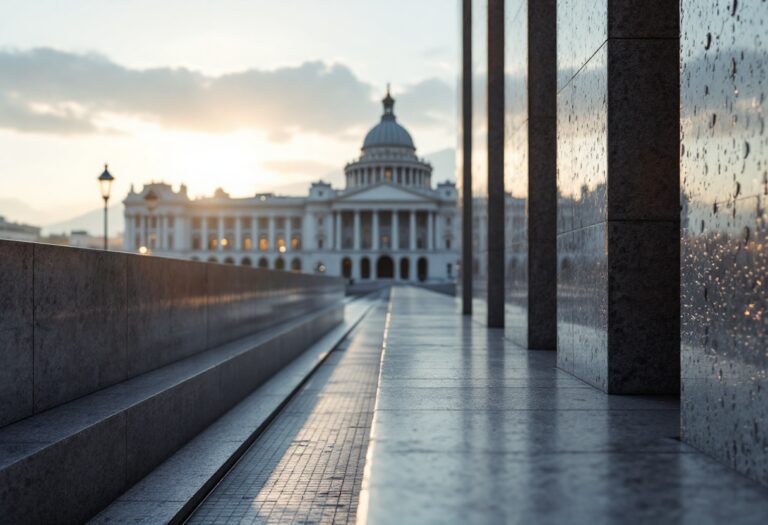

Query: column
[251,216,258,251]
[555,0,679,393]
[353,211,361,250]
[124,215,134,250]
[335,211,342,250]
[200,214,208,251]
[140,215,147,248]
[427,211,435,251]
[409,211,416,251]
[461,0,473,314]
[235,216,242,251]
[487,0,505,327]
[217,215,224,252]
[391,211,399,251]
[372,211,380,250]
[286,216,292,252]
[268,215,275,252]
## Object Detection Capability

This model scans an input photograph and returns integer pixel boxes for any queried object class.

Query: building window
[168,234,174,249]
[275,217,285,229]
[192,217,201,229]
[291,236,301,250]
[259,236,269,251]
[318,238,324,250]
[135,216,141,227]
[291,217,302,230]
[224,217,235,229]
[385,168,392,181]
[276,236,286,253]
[241,217,252,229]
[209,236,218,250]
[243,236,253,250]
[168,217,175,228]
[192,235,201,250]
[258,217,269,230]
[445,238,451,250]
[317,216,324,227]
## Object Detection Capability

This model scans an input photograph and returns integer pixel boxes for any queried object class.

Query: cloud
[262,159,338,176]
[0,48,456,140]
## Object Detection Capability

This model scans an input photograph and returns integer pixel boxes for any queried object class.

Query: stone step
[89,297,378,525]
[0,300,357,525]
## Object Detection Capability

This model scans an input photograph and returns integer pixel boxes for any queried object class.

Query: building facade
[0,216,40,242]
[123,91,459,282]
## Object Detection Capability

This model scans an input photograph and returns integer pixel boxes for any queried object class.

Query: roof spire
[382,84,395,120]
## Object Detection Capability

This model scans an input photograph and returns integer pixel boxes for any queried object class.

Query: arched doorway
[275,258,285,270]
[223,257,235,264]
[241,257,252,267]
[377,256,394,279]
[291,258,302,272]
[342,257,353,279]
[207,257,218,263]
[417,257,428,282]
[361,257,371,279]
[258,257,269,269]
[400,257,410,280]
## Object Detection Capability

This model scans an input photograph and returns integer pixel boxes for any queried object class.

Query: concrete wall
[680,0,768,484]
[0,240,343,427]
[556,0,680,393]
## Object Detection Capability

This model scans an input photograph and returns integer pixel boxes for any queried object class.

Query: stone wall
[680,0,768,484]
[556,0,680,393]
[0,240,343,427]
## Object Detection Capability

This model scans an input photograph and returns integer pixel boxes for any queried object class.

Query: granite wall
[505,0,557,348]
[556,0,680,393]
[0,240,343,427]
[680,0,768,484]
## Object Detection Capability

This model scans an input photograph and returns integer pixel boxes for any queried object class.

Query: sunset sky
[0,0,457,226]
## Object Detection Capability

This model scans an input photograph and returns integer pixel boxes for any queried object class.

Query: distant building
[0,216,40,242]
[123,90,459,282]
[67,230,123,250]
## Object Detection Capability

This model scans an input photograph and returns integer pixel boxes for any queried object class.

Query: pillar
[353,211,361,250]
[140,215,147,248]
[200,215,207,251]
[286,216,292,252]
[268,215,275,252]
[251,216,258,251]
[427,211,435,251]
[373,211,380,250]
[335,212,342,250]
[555,0,679,393]
[409,211,416,251]
[235,216,242,251]
[391,211,399,251]
[461,0,473,315]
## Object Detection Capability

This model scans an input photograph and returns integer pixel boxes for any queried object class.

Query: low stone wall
[0,240,344,427]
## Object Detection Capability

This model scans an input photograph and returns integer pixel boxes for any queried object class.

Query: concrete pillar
[286,216,292,252]
[556,0,679,393]
[487,0,505,328]
[140,215,147,249]
[427,211,435,251]
[461,0,473,315]
[200,215,207,251]
[335,212,342,250]
[251,216,258,252]
[215,215,223,252]
[409,211,416,251]
[353,211,361,250]
[373,211,380,250]
[268,215,275,253]
[235,216,242,251]
[391,211,399,251]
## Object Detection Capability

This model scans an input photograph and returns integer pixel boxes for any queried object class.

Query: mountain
[0,198,48,226]
[42,204,124,237]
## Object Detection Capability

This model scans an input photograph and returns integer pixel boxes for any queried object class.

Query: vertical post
[217,215,224,252]
[251,216,258,252]
[409,211,417,251]
[373,211,380,250]
[335,211,342,250]
[103,198,109,250]
[353,210,361,250]
[462,0,473,315]
[235,216,242,251]
[487,0,505,328]
[391,211,398,251]
[427,211,435,251]
[268,215,275,252]
[286,216,293,252]
[201,214,208,251]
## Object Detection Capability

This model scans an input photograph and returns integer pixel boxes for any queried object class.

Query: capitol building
[123,90,459,282]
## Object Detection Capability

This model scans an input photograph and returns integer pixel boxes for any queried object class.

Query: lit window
[385,168,392,181]
[277,237,286,252]
[243,237,253,250]
[291,236,301,250]
[259,237,269,251]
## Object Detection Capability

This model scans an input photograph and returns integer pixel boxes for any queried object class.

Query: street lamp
[98,164,114,250]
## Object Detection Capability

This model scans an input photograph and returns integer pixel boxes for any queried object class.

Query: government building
[123,90,459,282]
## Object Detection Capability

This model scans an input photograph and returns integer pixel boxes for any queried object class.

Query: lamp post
[98,164,114,250]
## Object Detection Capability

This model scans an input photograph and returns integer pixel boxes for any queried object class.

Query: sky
[0,0,458,225]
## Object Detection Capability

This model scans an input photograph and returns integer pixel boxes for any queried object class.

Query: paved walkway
[357,287,768,525]
[187,299,386,524]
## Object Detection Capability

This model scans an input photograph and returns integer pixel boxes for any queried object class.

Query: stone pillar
[427,211,435,251]
[200,215,207,251]
[286,216,292,252]
[251,216,258,252]
[409,211,416,251]
[140,215,147,248]
[268,215,275,252]
[556,0,679,393]
[373,211,380,250]
[461,0,473,315]
[391,211,399,251]
[216,215,224,252]
[235,216,242,251]
[353,211,361,250]
[487,0,505,328]
[335,211,342,250]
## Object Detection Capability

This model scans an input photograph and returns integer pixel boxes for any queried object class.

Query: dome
[362,89,415,150]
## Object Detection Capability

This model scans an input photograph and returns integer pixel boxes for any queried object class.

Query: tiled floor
[357,287,768,525]
[187,300,387,525]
